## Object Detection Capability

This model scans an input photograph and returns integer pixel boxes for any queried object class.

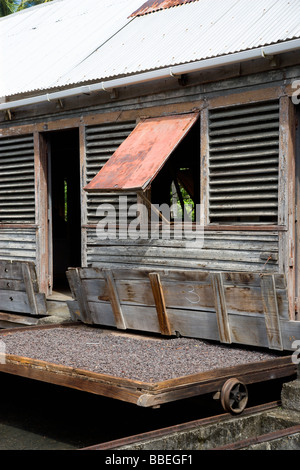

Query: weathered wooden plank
[103,269,127,330]
[0,311,39,326]
[66,300,81,322]
[223,272,286,289]
[66,268,92,324]
[21,262,39,315]
[88,255,277,273]
[211,273,232,344]
[149,273,172,336]
[0,289,46,315]
[86,245,278,263]
[82,278,109,302]
[137,360,296,407]
[0,259,28,280]
[116,279,214,310]
[0,279,25,291]
[260,275,283,351]
[88,302,116,327]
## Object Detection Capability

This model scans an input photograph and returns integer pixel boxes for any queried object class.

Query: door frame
[35,126,83,296]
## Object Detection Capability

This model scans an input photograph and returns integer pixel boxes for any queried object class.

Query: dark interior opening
[48,129,81,292]
[151,118,200,222]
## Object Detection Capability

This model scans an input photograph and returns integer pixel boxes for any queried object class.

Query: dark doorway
[47,129,81,292]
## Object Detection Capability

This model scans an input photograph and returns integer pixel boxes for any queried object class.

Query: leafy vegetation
[0,0,52,17]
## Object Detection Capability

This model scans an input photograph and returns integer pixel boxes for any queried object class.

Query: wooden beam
[208,86,284,109]
[103,269,127,330]
[211,273,232,344]
[260,274,283,351]
[149,272,172,336]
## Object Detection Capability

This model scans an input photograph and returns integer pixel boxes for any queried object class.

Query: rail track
[81,401,281,450]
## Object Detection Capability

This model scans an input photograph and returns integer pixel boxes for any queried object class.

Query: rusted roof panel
[130,0,197,17]
[84,113,199,193]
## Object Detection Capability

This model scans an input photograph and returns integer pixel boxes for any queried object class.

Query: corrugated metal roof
[0,0,142,98]
[130,0,198,17]
[1,0,300,98]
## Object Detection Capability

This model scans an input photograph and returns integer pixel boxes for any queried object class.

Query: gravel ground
[2,326,281,383]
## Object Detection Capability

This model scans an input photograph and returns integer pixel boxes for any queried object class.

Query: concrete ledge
[281,380,300,412]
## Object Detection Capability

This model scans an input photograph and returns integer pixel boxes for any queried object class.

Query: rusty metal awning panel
[84,113,199,193]
[130,0,198,17]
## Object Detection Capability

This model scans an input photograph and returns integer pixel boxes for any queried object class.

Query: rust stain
[130,0,198,17]
[84,113,199,193]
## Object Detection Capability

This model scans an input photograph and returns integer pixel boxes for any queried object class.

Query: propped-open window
[84,113,200,224]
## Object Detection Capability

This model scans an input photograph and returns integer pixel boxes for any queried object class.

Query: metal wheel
[220,378,248,415]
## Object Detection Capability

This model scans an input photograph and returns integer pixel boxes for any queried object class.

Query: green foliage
[0,0,52,16]
[16,0,52,11]
[0,1,17,16]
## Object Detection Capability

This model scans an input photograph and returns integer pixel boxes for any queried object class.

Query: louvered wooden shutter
[208,101,279,224]
[85,121,137,223]
[0,134,35,224]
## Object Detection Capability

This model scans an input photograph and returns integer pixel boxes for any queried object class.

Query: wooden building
[0,0,300,350]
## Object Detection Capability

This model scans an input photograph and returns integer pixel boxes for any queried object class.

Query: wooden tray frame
[0,324,296,407]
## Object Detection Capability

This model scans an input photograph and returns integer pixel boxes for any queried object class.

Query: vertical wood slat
[66,268,92,324]
[211,273,232,344]
[103,269,127,330]
[21,262,38,315]
[149,272,172,336]
[260,274,283,351]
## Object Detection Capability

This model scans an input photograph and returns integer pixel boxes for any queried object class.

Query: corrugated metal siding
[1,0,300,97]
[85,121,137,224]
[0,134,35,224]
[208,101,280,224]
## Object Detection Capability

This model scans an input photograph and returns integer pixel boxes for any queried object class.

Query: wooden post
[149,272,172,336]
[260,274,283,351]
[34,132,49,295]
[103,269,127,330]
[279,96,296,320]
[200,107,210,226]
[79,122,87,268]
[211,273,232,344]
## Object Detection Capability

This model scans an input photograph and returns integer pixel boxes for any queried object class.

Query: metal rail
[81,401,280,450]
[214,425,300,450]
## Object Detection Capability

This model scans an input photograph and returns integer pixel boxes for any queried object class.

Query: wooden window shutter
[208,101,280,224]
[85,121,137,224]
[0,134,35,224]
